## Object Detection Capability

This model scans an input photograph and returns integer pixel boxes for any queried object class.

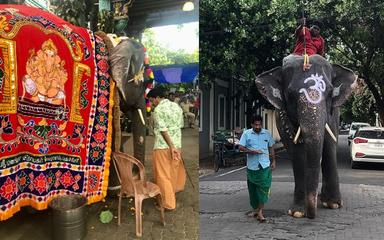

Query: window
[235,98,241,128]
[356,130,384,139]
[218,95,226,129]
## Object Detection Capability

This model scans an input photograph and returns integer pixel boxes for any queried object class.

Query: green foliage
[351,88,377,124]
[341,88,377,124]
[142,29,198,66]
[201,0,384,123]
[200,0,301,91]
[51,0,89,27]
[340,97,354,123]
[142,28,198,92]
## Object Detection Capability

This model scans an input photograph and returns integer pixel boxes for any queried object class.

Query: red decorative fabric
[0,5,114,220]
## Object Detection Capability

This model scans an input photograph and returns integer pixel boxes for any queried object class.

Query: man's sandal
[246,211,258,218]
[256,217,267,223]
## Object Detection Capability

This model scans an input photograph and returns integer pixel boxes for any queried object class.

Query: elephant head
[108,37,145,107]
[95,32,147,164]
[255,54,356,218]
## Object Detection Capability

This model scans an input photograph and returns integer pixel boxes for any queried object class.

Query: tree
[142,28,198,66]
[313,0,384,125]
[341,88,377,124]
[51,0,89,28]
[200,0,299,89]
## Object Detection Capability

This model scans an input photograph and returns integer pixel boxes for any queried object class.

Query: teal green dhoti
[247,167,272,209]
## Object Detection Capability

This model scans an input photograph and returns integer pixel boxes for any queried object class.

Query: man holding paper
[238,115,276,222]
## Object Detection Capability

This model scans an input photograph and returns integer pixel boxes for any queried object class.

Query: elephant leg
[320,134,342,209]
[108,87,122,192]
[131,107,146,165]
[112,87,122,151]
[288,144,306,218]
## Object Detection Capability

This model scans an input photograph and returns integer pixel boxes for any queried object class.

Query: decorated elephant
[95,32,148,165]
[255,54,356,219]
[0,5,149,220]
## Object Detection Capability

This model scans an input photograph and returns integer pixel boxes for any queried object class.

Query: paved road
[201,134,384,185]
[200,133,384,240]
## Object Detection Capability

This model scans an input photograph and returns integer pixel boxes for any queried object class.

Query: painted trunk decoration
[256,54,356,219]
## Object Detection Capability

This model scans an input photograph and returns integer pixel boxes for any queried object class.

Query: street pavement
[200,134,384,240]
[0,128,199,240]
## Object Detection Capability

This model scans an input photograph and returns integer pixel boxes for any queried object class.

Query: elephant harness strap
[302,17,311,71]
[127,67,145,83]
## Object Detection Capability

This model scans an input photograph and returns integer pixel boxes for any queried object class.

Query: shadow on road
[352,162,384,171]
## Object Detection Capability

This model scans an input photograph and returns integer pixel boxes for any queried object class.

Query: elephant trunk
[298,101,327,219]
[301,124,324,219]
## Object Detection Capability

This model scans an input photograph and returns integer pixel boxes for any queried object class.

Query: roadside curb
[199,143,286,178]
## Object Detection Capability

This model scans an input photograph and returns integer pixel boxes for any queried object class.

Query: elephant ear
[255,67,284,109]
[94,31,115,53]
[331,64,357,107]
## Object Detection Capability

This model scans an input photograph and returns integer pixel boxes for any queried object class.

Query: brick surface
[200,181,384,240]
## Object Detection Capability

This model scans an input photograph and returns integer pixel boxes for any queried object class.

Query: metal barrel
[49,194,88,240]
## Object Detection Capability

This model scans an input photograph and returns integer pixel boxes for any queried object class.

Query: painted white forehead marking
[299,73,326,104]
[271,86,282,100]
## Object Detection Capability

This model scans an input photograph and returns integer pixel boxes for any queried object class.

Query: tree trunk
[361,73,384,126]
[378,107,384,127]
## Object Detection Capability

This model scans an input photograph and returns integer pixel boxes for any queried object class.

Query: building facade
[199,78,280,161]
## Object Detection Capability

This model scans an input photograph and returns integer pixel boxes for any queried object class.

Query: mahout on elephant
[255,54,356,219]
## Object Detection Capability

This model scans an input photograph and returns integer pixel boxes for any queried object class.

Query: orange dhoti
[152,149,186,210]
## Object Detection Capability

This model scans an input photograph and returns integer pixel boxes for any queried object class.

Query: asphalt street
[200,132,384,240]
[200,133,384,185]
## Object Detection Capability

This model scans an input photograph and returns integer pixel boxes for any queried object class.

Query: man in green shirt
[147,87,186,210]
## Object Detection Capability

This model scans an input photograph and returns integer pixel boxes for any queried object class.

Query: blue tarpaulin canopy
[152,63,199,84]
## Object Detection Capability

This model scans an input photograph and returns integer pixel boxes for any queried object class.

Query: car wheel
[351,159,357,169]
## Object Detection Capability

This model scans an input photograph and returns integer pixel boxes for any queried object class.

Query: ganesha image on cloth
[22,39,68,105]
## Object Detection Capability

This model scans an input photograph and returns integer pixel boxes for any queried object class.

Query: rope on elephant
[126,67,145,83]
[301,2,310,71]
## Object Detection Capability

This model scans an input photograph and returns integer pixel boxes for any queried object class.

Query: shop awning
[152,63,198,84]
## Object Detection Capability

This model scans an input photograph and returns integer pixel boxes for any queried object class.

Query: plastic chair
[112,151,165,237]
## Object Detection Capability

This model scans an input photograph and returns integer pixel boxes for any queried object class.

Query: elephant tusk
[325,123,337,142]
[138,109,145,126]
[293,126,301,144]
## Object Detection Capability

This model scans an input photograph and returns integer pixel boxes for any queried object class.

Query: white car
[347,122,371,145]
[349,127,384,168]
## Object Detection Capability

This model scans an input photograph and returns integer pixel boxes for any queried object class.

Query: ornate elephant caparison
[255,54,356,219]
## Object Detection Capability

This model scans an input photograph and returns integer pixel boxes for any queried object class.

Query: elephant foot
[306,193,317,219]
[320,192,343,209]
[287,205,306,218]
[321,200,343,209]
